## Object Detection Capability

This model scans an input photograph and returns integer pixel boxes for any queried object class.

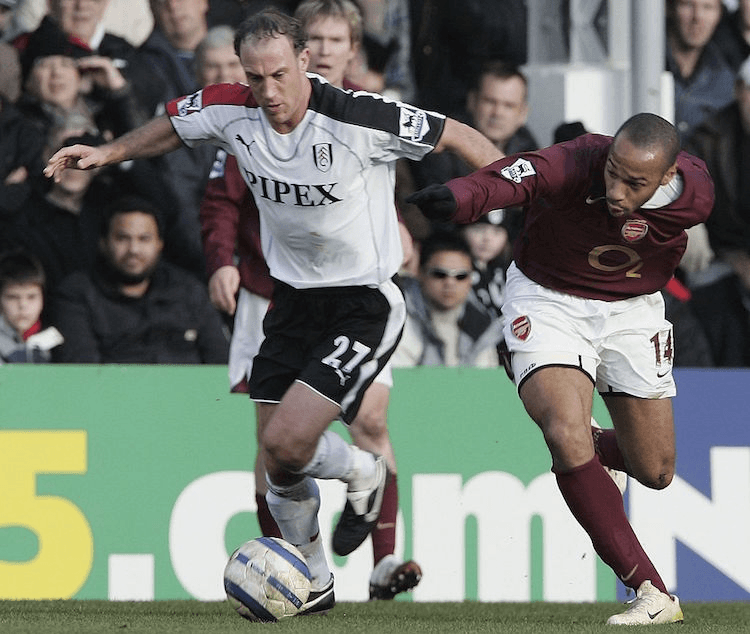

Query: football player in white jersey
[45,7,502,615]
[204,0,424,602]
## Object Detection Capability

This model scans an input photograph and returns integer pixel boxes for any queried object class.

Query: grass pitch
[1,600,750,633]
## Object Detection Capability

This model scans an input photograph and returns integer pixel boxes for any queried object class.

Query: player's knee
[351,407,388,444]
[261,426,307,473]
[634,459,674,490]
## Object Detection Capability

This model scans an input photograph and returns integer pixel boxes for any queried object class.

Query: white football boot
[607,580,684,625]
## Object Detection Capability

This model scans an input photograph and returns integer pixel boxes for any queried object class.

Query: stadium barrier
[1,365,747,602]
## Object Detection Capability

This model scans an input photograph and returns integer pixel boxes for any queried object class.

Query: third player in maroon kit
[408,113,714,626]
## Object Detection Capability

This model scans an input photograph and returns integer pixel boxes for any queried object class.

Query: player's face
[240,35,311,134]
[672,0,722,50]
[103,212,163,281]
[198,44,245,86]
[0,283,43,335]
[604,136,677,218]
[305,16,357,88]
[468,75,528,150]
[463,223,509,267]
[420,251,474,311]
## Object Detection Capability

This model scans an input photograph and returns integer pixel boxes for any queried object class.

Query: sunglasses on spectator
[427,267,471,281]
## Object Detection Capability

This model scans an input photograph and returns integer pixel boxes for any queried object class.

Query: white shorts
[229,288,393,392]
[503,263,676,399]
[228,288,270,391]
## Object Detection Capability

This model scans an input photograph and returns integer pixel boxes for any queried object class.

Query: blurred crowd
[1,0,750,368]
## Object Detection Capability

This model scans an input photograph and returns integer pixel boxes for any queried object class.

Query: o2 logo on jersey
[501,158,536,183]
[313,143,333,173]
[177,91,202,117]
[399,107,430,142]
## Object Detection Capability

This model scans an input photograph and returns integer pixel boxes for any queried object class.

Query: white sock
[299,430,369,482]
[265,476,331,586]
[296,533,330,591]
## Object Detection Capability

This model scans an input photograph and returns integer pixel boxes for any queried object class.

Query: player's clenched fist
[406,184,457,222]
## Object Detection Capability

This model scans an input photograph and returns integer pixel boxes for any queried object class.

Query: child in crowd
[462,209,514,320]
[0,249,62,363]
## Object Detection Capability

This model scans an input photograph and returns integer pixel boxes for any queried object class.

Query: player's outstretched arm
[435,118,504,170]
[44,115,182,182]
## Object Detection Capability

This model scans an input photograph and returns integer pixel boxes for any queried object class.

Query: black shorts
[248,278,405,423]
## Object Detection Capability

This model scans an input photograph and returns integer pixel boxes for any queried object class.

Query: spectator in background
[410,0,527,119]
[51,195,229,364]
[712,0,750,71]
[4,129,108,292]
[348,0,415,102]
[666,0,735,140]
[391,229,504,368]
[683,54,750,365]
[5,0,153,46]
[17,47,146,142]
[15,0,138,86]
[127,0,214,279]
[0,0,21,101]
[0,249,63,363]
[462,209,514,321]
[408,61,536,244]
[132,0,208,116]
[410,62,536,193]
[0,94,45,219]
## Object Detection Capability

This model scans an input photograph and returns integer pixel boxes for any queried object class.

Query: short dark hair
[472,60,528,99]
[234,7,307,57]
[419,229,473,269]
[0,250,46,294]
[615,113,680,168]
[101,196,165,238]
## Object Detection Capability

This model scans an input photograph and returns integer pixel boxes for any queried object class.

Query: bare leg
[519,367,669,594]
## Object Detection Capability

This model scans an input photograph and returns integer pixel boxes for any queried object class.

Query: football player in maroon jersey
[407,112,714,625]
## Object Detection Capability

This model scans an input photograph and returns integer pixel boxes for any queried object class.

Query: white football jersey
[167,75,446,289]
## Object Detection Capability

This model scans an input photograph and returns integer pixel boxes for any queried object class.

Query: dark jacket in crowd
[51,260,229,364]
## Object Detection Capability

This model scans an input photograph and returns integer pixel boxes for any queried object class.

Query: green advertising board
[0,365,616,602]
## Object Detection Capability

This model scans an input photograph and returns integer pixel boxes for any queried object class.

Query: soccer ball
[223,537,312,622]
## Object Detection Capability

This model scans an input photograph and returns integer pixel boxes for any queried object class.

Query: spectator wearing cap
[461,208,514,321]
[391,229,504,368]
[682,54,750,366]
[13,0,146,137]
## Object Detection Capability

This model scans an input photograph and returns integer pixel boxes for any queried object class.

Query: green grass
[1,600,750,633]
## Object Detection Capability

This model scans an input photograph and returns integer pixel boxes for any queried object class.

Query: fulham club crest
[313,143,333,172]
[511,315,531,341]
[621,219,649,242]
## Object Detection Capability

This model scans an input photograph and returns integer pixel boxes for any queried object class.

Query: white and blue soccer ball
[223,537,312,622]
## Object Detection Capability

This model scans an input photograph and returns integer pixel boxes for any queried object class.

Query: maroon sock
[592,426,628,472]
[371,472,398,565]
[255,492,282,538]
[555,457,668,595]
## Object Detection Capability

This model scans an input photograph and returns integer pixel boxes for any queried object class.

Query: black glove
[405,184,457,221]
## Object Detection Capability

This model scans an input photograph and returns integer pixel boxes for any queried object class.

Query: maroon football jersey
[447,134,714,301]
